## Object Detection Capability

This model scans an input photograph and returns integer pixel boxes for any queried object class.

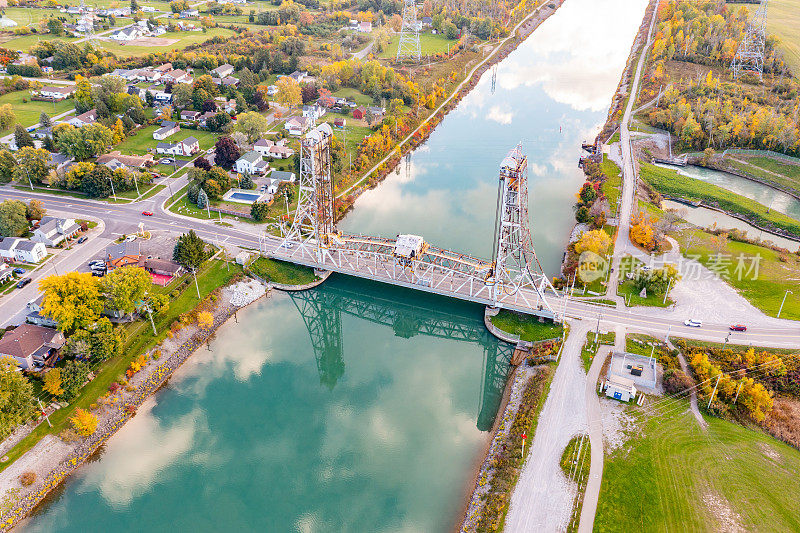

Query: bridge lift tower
[488,144,558,314]
[732,0,768,80]
[279,123,336,263]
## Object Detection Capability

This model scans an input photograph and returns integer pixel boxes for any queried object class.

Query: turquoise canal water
[23,0,647,530]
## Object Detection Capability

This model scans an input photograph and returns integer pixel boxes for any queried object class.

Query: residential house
[154,92,172,105]
[268,145,294,159]
[32,126,52,140]
[96,151,154,170]
[358,21,372,33]
[234,151,269,175]
[156,136,200,157]
[48,153,73,172]
[36,85,75,101]
[264,171,295,194]
[67,109,98,127]
[333,117,346,129]
[154,63,173,73]
[161,69,191,84]
[253,138,274,157]
[140,258,183,285]
[288,70,308,83]
[214,96,236,114]
[352,106,366,120]
[0,263,12,283]
[111,25,142,41]
[0,238,47,263]
[105,241,141,269]
[198,111,217,128]
[180,110,201,121]
[0,324,65,369]
[153,121,180,140]
[266,85,279,97]
[179,9,199,17]
[368,106,385,119]
[211,64,235,78]
[421,16,433,27]
[285,116,311,136]
[302,104,326,122]
[32,216,81,247]
[26,295,58,328]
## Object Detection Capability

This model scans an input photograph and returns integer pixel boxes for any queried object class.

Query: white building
[235,151,269,175]
[156,136,200,156]
[67,109,98,127]
[37,85,75,101]
[285,116,311,136]
[32,217,81,247]
[0,238,47,263]
[211,64,235,78]
[153,121,180,140]
[302,104,326,122]
[253,138,274,157]
[603,374,637,402]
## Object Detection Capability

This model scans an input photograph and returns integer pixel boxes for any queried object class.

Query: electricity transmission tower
[397,0,421,63]
[731,0,768,80]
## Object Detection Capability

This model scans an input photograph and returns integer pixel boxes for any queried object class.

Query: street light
[777,290,792,319]
[107,176,117,201]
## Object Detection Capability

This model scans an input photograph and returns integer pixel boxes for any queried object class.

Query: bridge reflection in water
[288,277,515,431]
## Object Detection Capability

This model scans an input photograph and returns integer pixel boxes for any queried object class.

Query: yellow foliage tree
[275,77,302,107]
[197,311,214,329]
[574,229,612,257]
[629,211,655,249]
[71,408,98,436]
[43,368,64,396]
[39,272,103,333]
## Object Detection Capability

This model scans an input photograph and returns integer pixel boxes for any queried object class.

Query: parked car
[12,268,25,275]
[17,278,31,288]
[89,260,105,268]
[77,236,87,244]
[684,319,702,328]
[124,235,137,242]
[729,324,747,332]
[91,270,105,277]
[142,211,154,216]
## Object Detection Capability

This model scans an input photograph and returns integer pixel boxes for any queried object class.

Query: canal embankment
[0,280,267,532]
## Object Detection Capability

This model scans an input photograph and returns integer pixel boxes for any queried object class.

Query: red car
[142,211,154,216]
[729,324,747,332]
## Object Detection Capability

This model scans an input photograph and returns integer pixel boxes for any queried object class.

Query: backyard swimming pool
[222,189,269,204]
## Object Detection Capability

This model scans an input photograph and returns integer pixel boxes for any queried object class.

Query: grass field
[248,257,318,285]
[0,90,74,135]
[725,154,800,194]
[95,27,236,58]
[377,32,455,59]
[0,33,77,52]
[2,7,71,25]
[600,155,622,216]
[749,0,800,75]
[640,162,800,237]
[490,309,563,342]
[595,408,800,532]
[616,256,674,308]
[0,259,241,473]
[116,126,218,156]
[675,227,800,320]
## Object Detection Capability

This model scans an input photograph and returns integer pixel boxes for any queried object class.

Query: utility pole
[663,277,673,304]
[38,399,52,428]
[777,289,792,318]
[192,268,200,298]
[733,381,743,404]
[707,374,721,410]
[146,306,157,335]
[108,176,117,201]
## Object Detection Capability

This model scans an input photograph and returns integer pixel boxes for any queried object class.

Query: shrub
[108,382,120,393]
[19,472,36,486]
[70,408,98,436]
[663,368,694,394]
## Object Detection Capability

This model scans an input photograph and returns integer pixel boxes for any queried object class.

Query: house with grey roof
[32,216,81,247]
[0,323,65,369]
[153,120,180,140]
[234,151,269,175]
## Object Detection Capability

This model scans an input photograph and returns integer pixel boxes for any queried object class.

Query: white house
[211,64,235,78]
[0,238,47,263]
[302,104,326,122]
[153,121,180,140]
[161,69,191,84]
[32,217,81,247]
[180,110,200,121]
[268,145,295,159]
[358,21,372,33]
[285,116,311,136]
[235,151,269,175]
[67,109,98,127]
[156,136,200,156]
[266,85,278,97]
[111,25,142,41]
[37,85,75,101]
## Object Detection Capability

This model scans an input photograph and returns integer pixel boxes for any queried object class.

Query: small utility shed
[604,374,637,402]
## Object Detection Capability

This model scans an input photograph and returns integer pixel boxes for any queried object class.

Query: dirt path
[504,320,591,532]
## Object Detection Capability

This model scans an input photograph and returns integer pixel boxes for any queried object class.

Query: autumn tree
[60,360,89,400]
[629,211,655,250]
[39,272,103,333]
[0,199,28,237]
[70,408,98,436]
[56,123,114,161]
[574,229,612,257]
[74,75,94,113]
[275,76,302,107]
[43,368,64,396]
[0,357,35,439]
[0,104,15,129]
[101,265,152,314]
[14,147,51,186]
[0,150,16,184]
[197,311,213,329]
[213,136,240,169]
[26,199,46,221]
[235,111,268,143]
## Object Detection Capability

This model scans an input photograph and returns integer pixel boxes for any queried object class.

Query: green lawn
[117,126,217,156]
[600,155,622,216]
[322,114,373,154]
[595,408,800,532]
[96,27,236,58]
[0,33,77,53]
[248,257,318,285]
[725,154,800,194]
[2,7,69,25]
[377,32,455,58]
[616,256,674,308]
[581,330,615,371]
[0,90,74,135]
[0,259,241,473]
[676,227,800,320]
[640,162,800,237]
[489,309,563,342]
[331,88,375,107]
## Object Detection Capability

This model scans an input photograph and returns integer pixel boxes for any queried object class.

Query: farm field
[0,90,74,135]
[749,0,800,75]
[595,408,800,532]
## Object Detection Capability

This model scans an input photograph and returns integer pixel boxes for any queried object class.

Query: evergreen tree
[196,187,208,208]
[14,124,34,149]
[173,230,208,271]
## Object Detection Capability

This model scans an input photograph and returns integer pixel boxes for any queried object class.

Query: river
[22,0,648,531]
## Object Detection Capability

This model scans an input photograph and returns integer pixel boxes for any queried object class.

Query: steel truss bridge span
[271,124,560,320]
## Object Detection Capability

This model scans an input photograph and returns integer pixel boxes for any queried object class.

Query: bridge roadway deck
[265,239,800,350]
